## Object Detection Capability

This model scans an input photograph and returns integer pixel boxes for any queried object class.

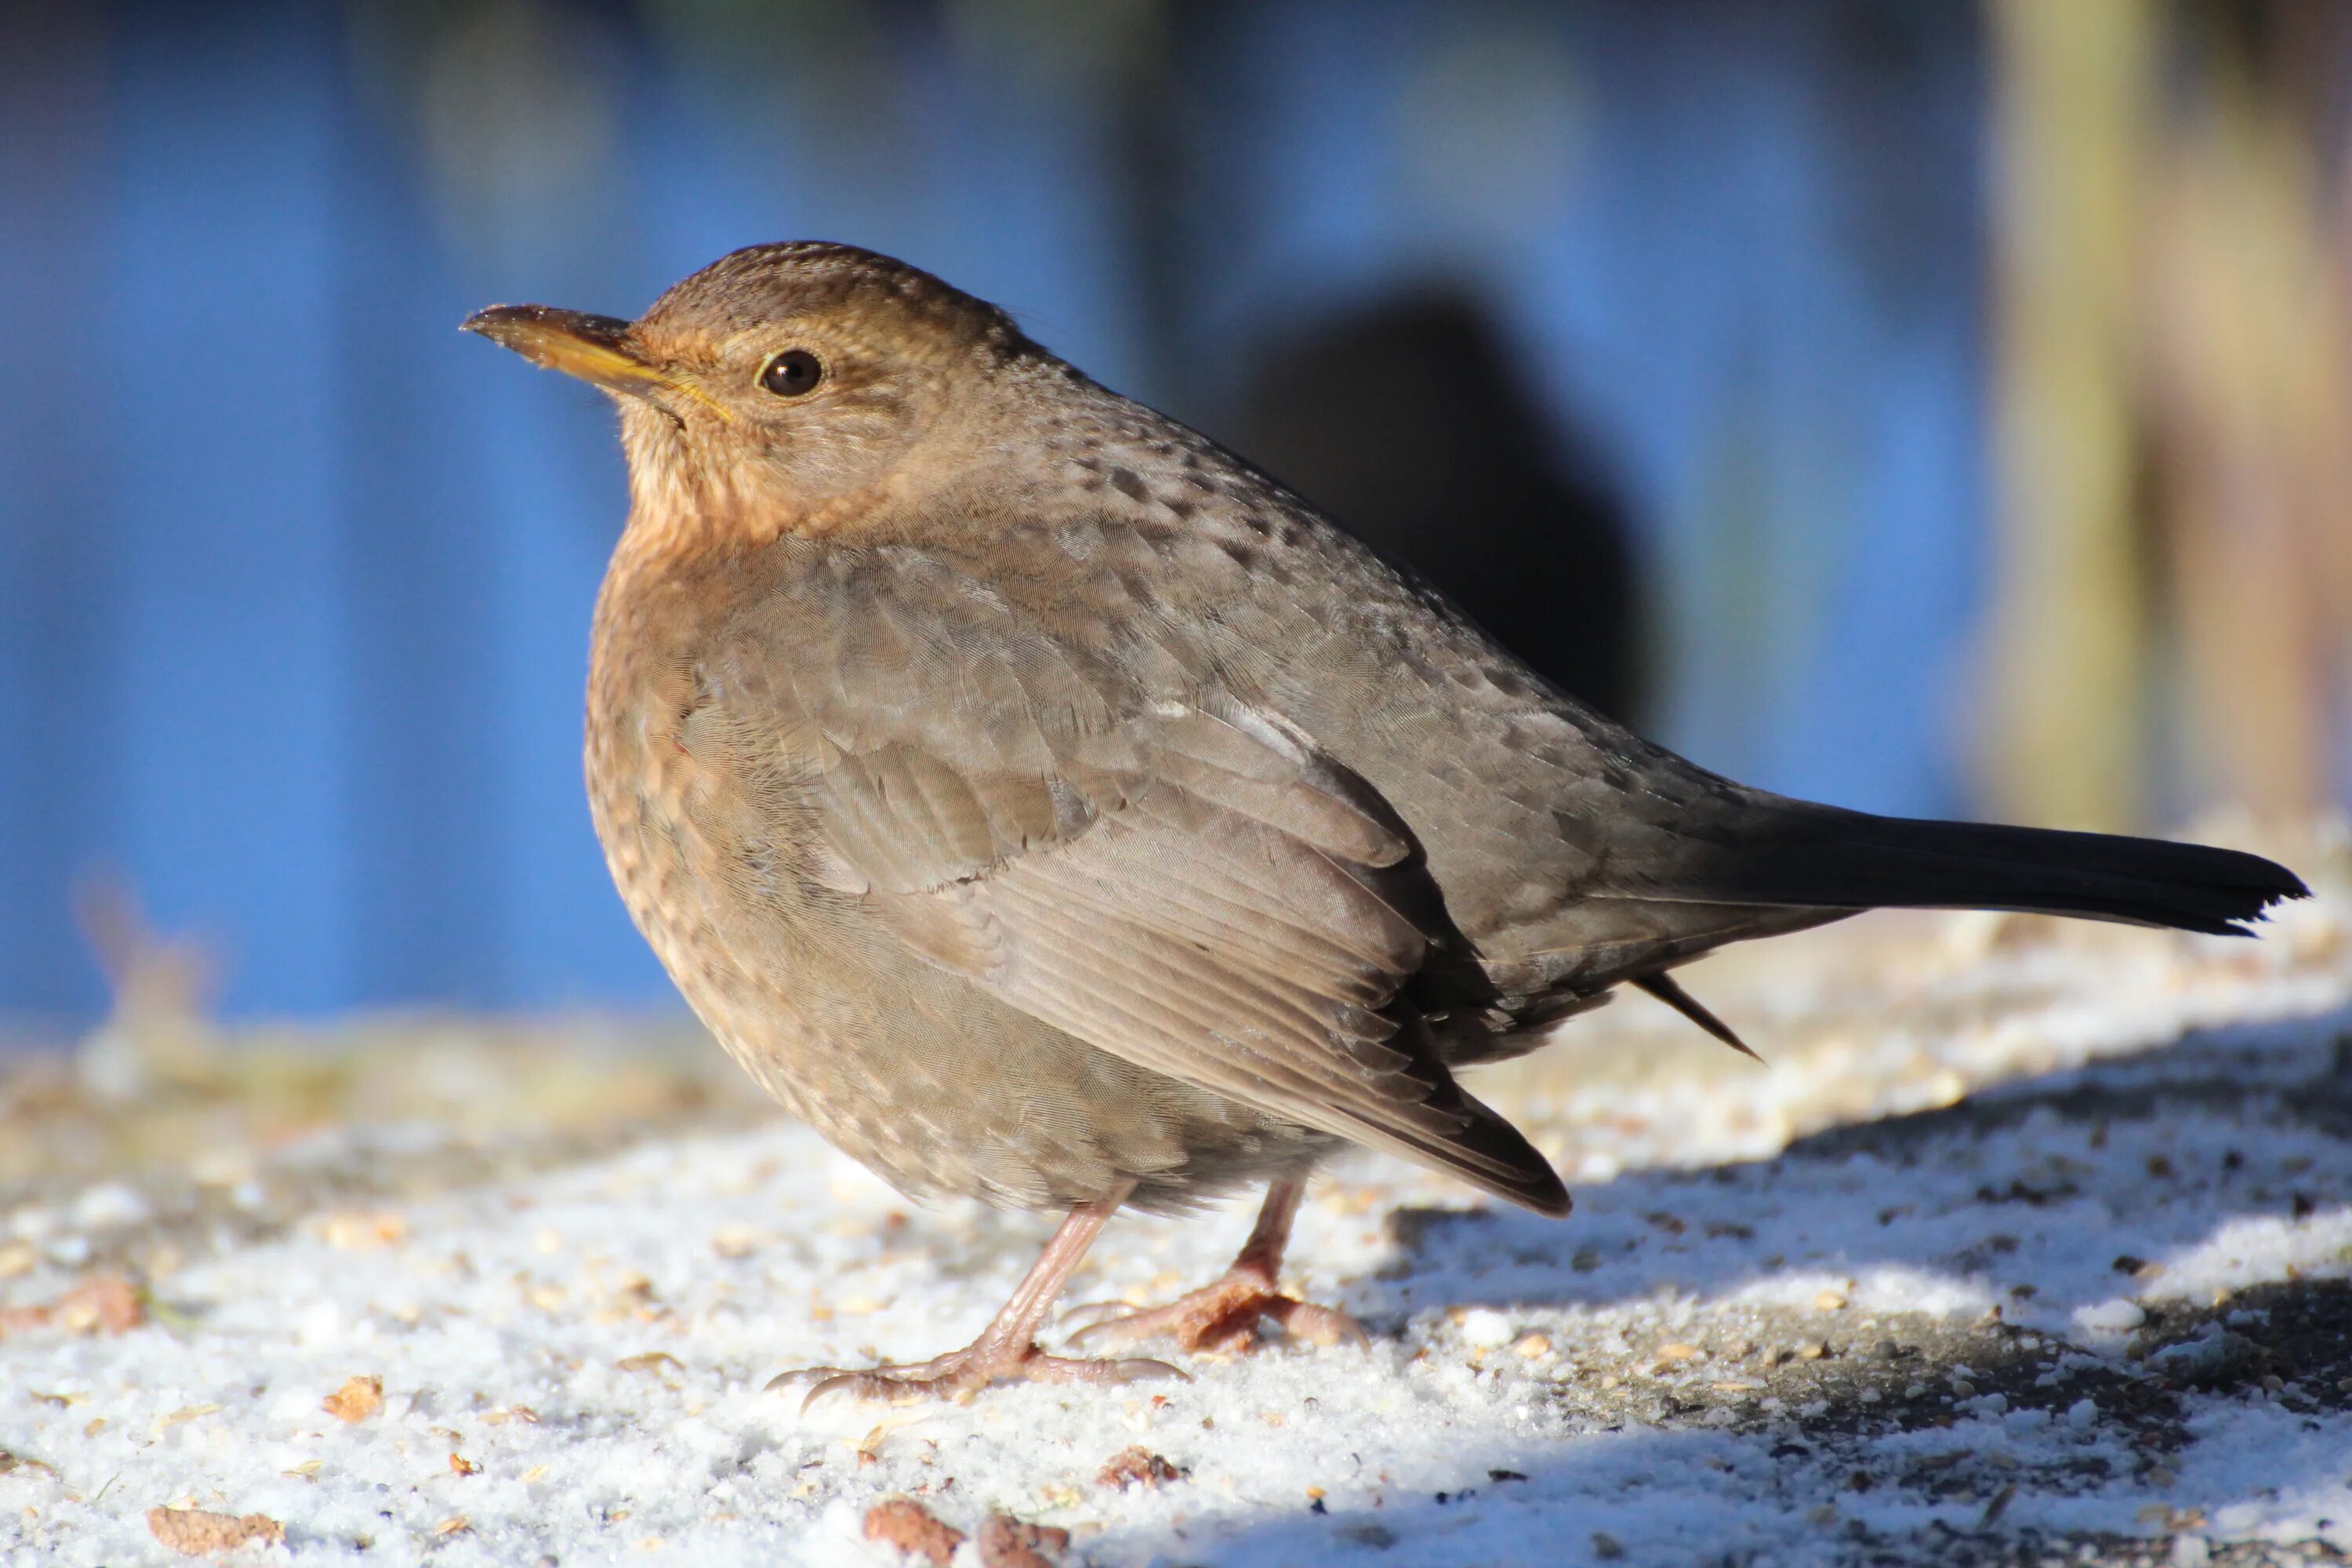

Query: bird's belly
[588,730,1330,1212]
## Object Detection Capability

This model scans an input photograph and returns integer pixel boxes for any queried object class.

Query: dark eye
[758,349,823,397]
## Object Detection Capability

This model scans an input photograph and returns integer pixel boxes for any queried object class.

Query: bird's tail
[1650,800,2307,937]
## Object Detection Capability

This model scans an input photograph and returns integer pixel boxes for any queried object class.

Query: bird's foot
[1065,1269,1365,1355]
[767,1338,1184,1412]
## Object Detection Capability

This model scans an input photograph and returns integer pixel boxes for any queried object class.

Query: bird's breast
[586,542,766,993]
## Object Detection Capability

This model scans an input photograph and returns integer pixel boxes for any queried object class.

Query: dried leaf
[322,1375,382,1424]
[864,1497,964,1565]
[67,1276,146,1334]
[0,1275,145,1338]
[0,1448,59,1481]
[147,1505,284,1556]
[318,1211,408,1251]
[977,1513,1071,1567]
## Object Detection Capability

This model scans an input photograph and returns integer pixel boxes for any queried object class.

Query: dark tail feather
[1662,803,2309,938]
[1633,971,1762,1062]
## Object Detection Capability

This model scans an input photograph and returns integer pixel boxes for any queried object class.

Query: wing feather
[707,543,1570,1214]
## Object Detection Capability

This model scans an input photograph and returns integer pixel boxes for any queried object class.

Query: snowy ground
[3,826,2350,1567]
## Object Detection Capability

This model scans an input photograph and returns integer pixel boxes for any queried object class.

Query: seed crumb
[1097,1446,1182,1489]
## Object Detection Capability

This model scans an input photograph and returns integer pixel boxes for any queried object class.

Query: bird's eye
[758,349,824,397]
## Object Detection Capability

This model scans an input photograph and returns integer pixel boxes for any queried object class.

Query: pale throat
[616,437,912,563]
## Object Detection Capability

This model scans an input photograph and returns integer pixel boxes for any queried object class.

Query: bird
[464,241,2308,1406]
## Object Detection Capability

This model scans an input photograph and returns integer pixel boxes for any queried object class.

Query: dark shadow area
[1167,1004,2352,1564]
[1229,290,1646,723]
[1364,1007,2352,1327]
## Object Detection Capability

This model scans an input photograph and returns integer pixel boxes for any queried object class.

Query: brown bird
[464,242,2307,1405]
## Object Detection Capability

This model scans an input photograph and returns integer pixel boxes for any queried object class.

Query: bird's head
[464,242,1039,529]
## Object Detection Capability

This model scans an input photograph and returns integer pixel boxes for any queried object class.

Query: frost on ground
[2,826,2349,1567]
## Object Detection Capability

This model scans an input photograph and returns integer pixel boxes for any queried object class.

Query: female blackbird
[466,243,2306,1405]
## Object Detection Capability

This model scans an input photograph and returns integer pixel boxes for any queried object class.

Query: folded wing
[704,544,1569,1214]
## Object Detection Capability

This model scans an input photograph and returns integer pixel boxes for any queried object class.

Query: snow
[2,839,2349,1566]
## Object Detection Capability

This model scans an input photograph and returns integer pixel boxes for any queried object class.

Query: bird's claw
[1068,1272,1367,1354]
[1055,1298,1142,1332]
[768,1343,1185,1412]
[1021,1352,1189,1389]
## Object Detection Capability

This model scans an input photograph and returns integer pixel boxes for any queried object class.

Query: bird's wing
[700,543,1566,1214]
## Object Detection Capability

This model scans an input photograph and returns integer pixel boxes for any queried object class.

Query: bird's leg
[1066,1178,1365,1354]
[769,1184,1183,1410]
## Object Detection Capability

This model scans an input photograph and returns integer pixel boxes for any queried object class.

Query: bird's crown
[638,241,1028,355]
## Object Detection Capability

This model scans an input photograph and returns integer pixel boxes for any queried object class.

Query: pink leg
[769,1184,1183,1409]
[1067,1179,1365,1355]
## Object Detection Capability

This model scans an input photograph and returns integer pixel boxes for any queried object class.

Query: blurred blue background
[2,0,2347,1028]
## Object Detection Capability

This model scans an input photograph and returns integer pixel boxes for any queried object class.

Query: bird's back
[843,372,1822,1036]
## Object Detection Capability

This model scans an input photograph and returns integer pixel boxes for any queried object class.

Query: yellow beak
[462,304,728,419]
